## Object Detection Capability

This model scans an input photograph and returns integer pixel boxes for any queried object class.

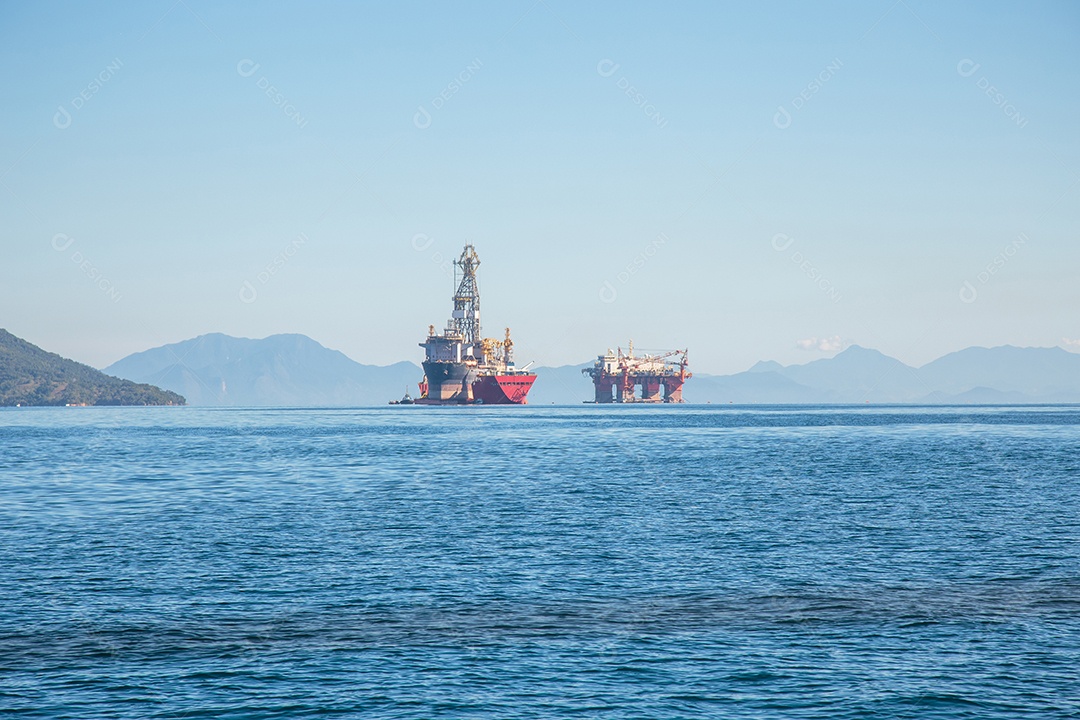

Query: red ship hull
[473,374,536,404]
[417,373,536,405]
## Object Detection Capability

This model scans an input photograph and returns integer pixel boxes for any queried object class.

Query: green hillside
[0,329,185,406]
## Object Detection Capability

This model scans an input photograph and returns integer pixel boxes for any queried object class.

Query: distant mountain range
[103,333,420,406]
[689,345,1080,405]
[102,334,1080,406]
[0,329,183,406]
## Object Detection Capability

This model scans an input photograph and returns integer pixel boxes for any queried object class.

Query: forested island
[0,329,184,406]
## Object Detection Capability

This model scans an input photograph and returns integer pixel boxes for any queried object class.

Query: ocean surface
[1,405,1079,719]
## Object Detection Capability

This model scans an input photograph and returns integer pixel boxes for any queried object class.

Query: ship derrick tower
[416,244,536,404]
[452,245,481,345]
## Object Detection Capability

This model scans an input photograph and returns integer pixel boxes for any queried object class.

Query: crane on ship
[617,343,689,373]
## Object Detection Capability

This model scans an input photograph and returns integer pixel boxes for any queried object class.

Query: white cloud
[1062,337,1080,352]
[796,335,844,352]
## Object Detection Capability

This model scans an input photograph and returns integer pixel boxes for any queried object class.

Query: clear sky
[2,1,1078,374]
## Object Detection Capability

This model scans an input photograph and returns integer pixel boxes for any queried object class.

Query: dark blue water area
[1,405,1079,719]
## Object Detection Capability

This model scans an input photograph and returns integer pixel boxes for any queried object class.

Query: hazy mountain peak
[722,344,1080,404]
[104,333,419,406]
[834,344,878,357]
[748,360,784,373]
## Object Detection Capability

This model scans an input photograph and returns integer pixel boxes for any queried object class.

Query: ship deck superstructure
[417,244,535,405]
[583,342,690,403]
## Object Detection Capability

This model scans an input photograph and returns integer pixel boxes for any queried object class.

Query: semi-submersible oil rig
[583,342,691,403]
[417,244,537,404]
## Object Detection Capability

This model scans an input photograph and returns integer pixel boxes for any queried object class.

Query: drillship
[416,244,536,404]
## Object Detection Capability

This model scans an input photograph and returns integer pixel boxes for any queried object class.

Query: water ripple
[1,406,1079,719]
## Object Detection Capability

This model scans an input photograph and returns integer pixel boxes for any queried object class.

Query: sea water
[1,405,1078,718]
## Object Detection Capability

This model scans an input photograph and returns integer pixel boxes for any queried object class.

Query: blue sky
[2,1,1078,374]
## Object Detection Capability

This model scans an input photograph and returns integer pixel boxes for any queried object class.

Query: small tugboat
[388,389,415,405]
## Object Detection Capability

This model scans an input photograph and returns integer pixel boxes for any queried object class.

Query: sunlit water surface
[2,405,1078,718]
